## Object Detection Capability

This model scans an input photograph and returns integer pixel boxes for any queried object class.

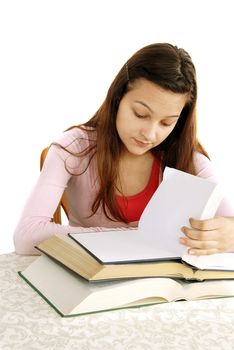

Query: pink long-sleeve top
[14,127,234,255]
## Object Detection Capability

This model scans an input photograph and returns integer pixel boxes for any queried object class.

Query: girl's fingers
[179,237,218,250]
[181,226,219,241]
[187,247,220,256]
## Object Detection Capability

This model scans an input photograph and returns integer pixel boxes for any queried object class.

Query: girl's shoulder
[53,126,96,153]
[193,151,217,182]
[194,151,210,167]
[47,126,96,173]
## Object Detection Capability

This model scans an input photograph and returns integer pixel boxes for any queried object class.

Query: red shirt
[116,158,161,222]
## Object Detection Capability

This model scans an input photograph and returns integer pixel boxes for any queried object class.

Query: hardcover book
[19,254,234,317]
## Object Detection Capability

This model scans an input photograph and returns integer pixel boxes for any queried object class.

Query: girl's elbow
[14,235,39,255]
[13,224,40,256]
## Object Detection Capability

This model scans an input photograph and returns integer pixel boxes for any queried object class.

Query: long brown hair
[61,43,208,223]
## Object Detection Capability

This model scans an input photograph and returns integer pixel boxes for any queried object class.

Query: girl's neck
[119,150,154,167]
[116,151,155,196]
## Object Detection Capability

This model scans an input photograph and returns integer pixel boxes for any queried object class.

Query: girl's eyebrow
[134,100,180,118]
[134,100,153,112]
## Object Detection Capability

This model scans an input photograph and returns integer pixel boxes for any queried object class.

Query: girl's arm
[13,144,90,255]
[14,140,134,255]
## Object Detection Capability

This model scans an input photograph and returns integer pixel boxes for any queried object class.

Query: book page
[70,231,181,263]
[138,167,222,251]
[182,252,234,271]
[184,279,234,300]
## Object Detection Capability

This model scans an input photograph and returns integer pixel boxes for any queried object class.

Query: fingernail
[188,249,195,255]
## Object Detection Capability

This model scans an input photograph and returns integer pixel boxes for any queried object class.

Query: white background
[1,0,234,254]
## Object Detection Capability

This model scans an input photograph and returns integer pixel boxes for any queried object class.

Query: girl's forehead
[124,79,188,115]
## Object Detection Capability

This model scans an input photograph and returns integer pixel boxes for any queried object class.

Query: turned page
[138,167,222,255]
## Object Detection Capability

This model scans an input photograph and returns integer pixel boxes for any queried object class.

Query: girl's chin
[123,146,151,157]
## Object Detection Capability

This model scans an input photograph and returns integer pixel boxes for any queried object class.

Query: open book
[37,167,234,282]
[19,254,234,317]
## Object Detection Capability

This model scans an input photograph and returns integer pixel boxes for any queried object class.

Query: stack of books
[19,167,234,317]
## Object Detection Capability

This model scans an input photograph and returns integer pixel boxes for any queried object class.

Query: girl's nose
[141,123,158,143]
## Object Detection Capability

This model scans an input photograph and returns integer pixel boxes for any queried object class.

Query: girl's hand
[180,216,234,255]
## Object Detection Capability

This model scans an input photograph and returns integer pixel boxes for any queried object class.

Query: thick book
[37,167,234,282]
[19,254,234,317]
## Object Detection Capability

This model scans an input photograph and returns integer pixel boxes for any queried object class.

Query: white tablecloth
[1,253,234,350]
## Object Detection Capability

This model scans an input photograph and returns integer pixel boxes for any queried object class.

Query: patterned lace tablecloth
[1,253,234,350]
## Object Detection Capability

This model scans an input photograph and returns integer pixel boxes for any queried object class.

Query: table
[1,253,234,350]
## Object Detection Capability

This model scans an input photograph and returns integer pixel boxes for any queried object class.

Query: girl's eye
[161,123,172,127]
[134,111,146,119]
[161,121,175,127]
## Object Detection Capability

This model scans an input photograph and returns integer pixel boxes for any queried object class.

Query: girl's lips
[134,138,151,148]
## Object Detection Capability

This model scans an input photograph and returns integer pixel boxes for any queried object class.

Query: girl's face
[116,79,188,158]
